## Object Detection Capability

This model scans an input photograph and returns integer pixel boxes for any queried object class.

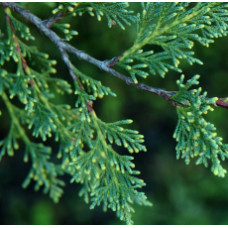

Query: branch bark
[1,2,228,110]
[216,98,228,110]
[43,12,65,28]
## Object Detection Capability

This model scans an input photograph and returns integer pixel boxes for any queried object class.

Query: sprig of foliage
[1,91,65,203]
[0,8,70,203]
[172,75,228,177]
[0,122,19,160]
[22,142,65,203]
[74,67,116,99]
[97,118,147,153]
[53,22,78,41]
[0,5,151,224]
[0,36,13,65]
[118,2,228,82]
[0,2,228,224]
[52,2,135,30]
[69,115,151,224]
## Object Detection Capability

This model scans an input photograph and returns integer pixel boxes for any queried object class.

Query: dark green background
[0,3,228,225]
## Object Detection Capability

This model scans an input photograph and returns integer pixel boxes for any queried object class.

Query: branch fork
[1,2,227,111]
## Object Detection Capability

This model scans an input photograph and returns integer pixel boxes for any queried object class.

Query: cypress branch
[0,2,228,224]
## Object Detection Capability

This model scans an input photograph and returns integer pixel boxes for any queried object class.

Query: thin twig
[216,98,228,110]
[58,46,85,90]
[43,12,65,28]
[1,2,228,110]
[43,3,79,28]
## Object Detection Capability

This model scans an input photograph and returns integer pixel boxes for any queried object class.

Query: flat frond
[119,3,228,82]
[172,75,228,177]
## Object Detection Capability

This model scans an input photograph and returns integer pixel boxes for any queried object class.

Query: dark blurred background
[0,3,228,225]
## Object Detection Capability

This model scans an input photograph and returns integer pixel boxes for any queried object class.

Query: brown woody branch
[216,98,228,110]
[43,12,65,28]
[1,2,227,110]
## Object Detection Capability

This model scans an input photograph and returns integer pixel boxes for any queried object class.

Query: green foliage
[69,115,151,224]
[0,122,19,159]
[52,2,135,30]
[0,2,228,225]
[0,4,150,224]
[0,36,13,65]
[97,119,147,153]
[74,67,116,99]
[22,142,65,203]
[52,23,78,41]
[118,2,228,82]
[172,75,228,177]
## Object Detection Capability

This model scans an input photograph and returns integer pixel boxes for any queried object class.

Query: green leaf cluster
[0,5,150,224]
[52,2,135,30]
[172,75,228,177]
[0,2,228,225]
[118,2,228,82]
